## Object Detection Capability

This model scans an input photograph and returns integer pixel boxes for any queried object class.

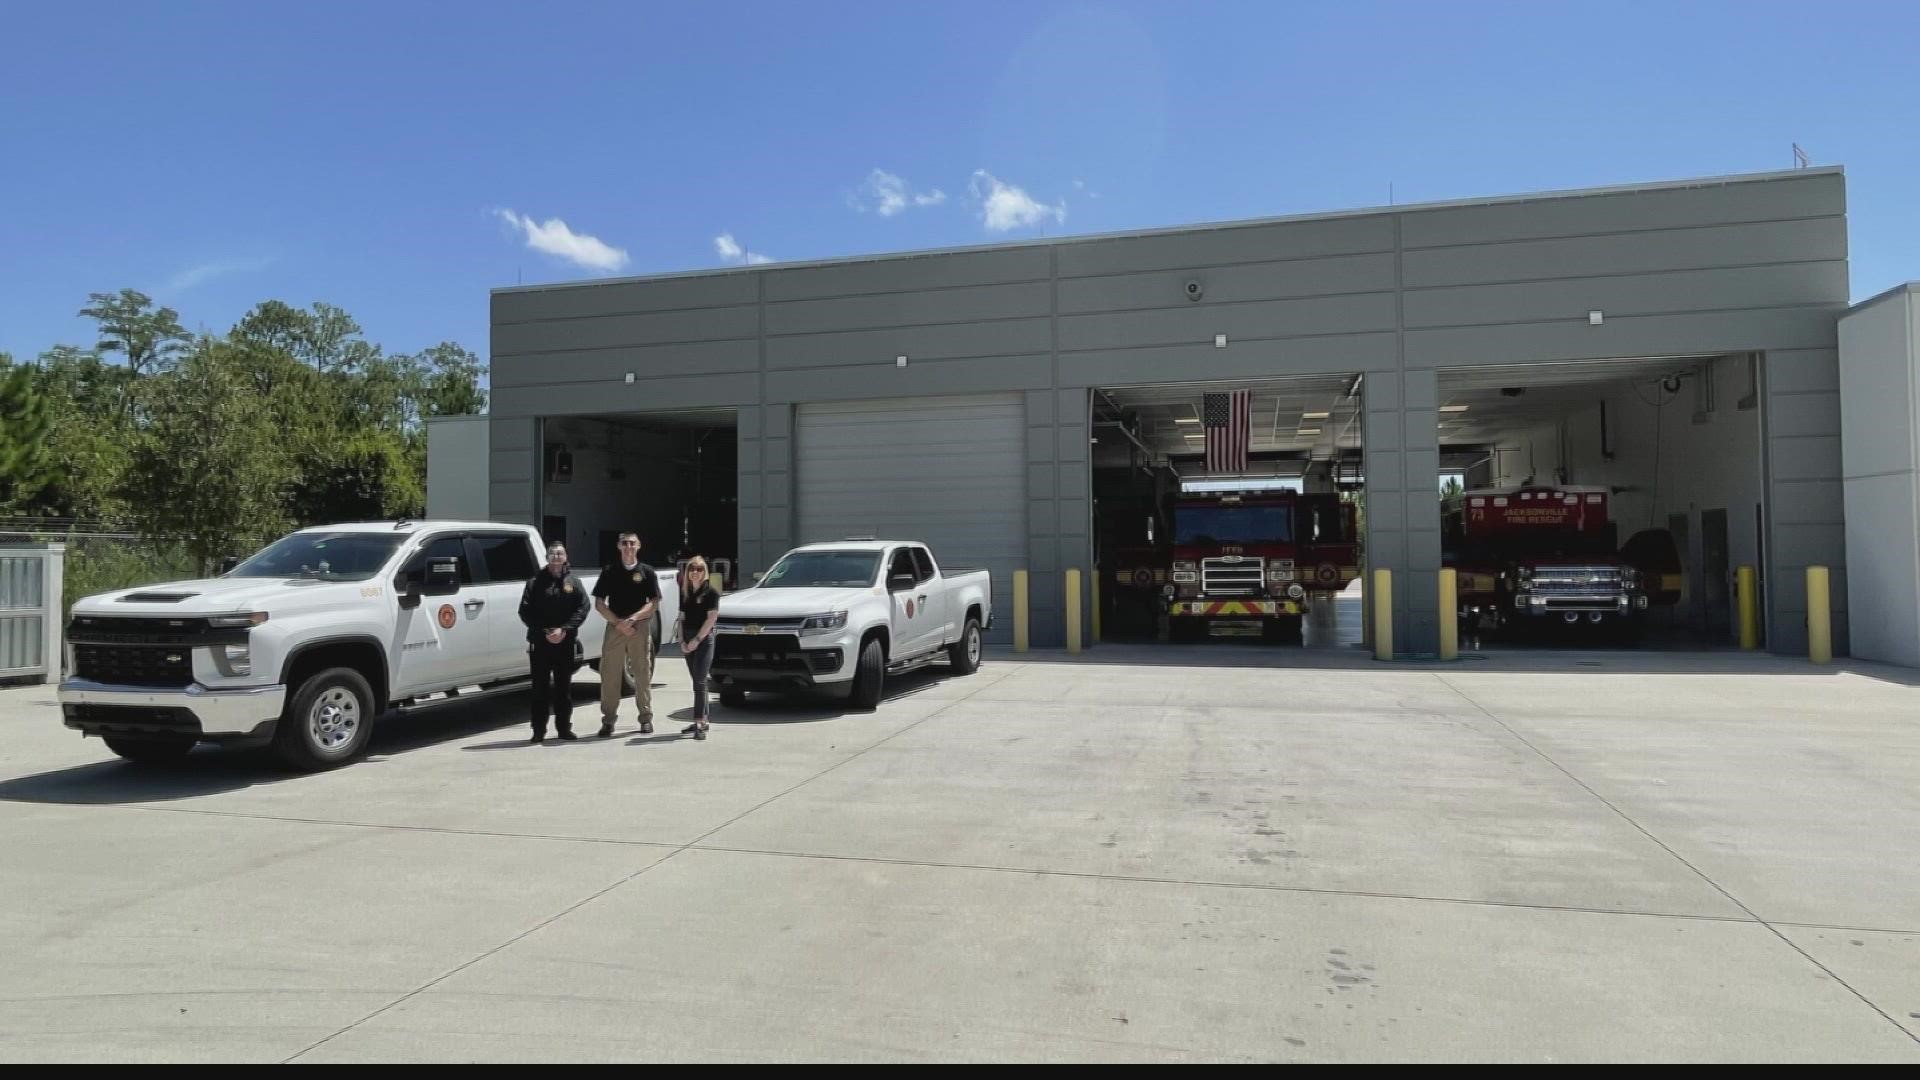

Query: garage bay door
[796,394,1026,645]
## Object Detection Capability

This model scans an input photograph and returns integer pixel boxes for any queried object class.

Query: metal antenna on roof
[1792,144,1810,169]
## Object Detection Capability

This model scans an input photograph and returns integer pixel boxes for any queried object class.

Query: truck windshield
[1175,506,1293,546]
[228,532,407,582]
[759,550,882,588]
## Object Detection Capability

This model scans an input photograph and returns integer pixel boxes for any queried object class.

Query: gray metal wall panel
[1059,292,1398,351]
[765,282,1051,334]
[1056,215,1396,277]
[1406,308,1839,368]
[767,354,1052,403]
[1058,334,1396,387]
[1402,262,1847,329]
[1402,217,1844,289]
[492,339,760,387]
[766,319,1053,369]
[494,274,759,323]
[490,373,762,418]
[763,248,1052,302]
[1399,171,1844,248]
[1056,253,1398,313]
[493,305,757,356]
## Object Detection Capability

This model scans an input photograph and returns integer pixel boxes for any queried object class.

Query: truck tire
[103,735,195,763]
[275,667,376,771]
[848,638,885,710]
[946,618,983,675]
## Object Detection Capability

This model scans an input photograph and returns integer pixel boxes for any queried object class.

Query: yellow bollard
[1372,568,1393,661]
[1736,565,1759,650]
[1013,570,1030,653]
[1065,569,1083,654]
[1091,572,1102,645]
[1807,565,1832,664]
[1438,568,1458,661]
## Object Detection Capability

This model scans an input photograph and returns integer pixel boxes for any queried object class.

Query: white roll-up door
[796,394,1026,645]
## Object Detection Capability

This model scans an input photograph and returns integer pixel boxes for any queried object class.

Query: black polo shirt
[592,562,662,619]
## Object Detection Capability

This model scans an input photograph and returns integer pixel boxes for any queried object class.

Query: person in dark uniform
[518,542,590,743]
[678,555,723,740]
[590,532,661,738]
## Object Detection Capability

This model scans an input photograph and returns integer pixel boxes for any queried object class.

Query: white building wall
[1838,286,1920,668]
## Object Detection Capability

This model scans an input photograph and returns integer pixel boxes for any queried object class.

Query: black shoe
[682,722,701,735]
[597,723,615,739]
[640,719,654,735]
[530,732,546,744]
[558,730,579,742]
[694,723,708,741]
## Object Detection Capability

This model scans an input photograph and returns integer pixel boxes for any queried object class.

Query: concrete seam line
[280,668,1011,1063]
[280,846,689,1063]
[1433,673,1920,1046]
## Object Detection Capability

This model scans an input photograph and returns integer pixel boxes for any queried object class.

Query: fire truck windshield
[1175,506,1293,546]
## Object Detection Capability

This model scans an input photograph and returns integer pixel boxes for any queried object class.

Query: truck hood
[720,586,876,619]
[71,576,371,617]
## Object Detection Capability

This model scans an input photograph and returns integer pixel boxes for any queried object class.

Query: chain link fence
[0,523,212,614]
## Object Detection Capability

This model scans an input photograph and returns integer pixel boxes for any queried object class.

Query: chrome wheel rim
[309,687,361,754]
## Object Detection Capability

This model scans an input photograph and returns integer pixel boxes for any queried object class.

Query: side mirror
[219,555,242,575]
[888,572,916,592]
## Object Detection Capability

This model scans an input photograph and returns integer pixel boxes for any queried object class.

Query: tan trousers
[600,619,654,722]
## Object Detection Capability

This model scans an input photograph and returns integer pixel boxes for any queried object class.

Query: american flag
[1204,389,1251,473]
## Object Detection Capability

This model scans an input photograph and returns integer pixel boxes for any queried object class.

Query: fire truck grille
[1201,557,1265,596]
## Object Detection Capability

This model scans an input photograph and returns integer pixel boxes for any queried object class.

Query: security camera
[1184,279,1204,301]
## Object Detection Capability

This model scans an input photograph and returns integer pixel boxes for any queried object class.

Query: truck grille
[1528,565,1623,593]
[72,644,194,688]
[1201,557,1264,596]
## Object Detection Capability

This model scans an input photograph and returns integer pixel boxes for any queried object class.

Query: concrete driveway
[2,645,1917,1062]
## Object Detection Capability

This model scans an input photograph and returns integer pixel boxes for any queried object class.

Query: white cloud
[167,257,273,293]
[969,170,1066,232]
[852,169,947,217]
[714,233,773,265]
[493,208,629,272]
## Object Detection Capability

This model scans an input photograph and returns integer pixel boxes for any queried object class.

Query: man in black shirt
[518,542,590,743]
[591,532,662,737]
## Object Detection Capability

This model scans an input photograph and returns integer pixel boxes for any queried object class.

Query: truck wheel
[103,735,195,763]
[719,686,747,707]
[946,618,982,675]
[848,638,885,710]
[275,667,376,771]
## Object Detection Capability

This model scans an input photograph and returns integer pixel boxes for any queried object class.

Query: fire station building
[430,167,1920,667]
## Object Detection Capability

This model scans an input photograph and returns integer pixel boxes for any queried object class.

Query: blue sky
[3,1,1916,366]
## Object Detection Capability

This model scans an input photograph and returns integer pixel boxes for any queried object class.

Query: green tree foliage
[0,355,59,512]
[120,337,297,568]
[78,289,189,377]
[13,290,487,562]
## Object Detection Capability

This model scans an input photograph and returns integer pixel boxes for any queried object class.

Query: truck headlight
[216,644,252,677]
[1172,560,1197,573]
[1286,584,1307,601]
[209,612,269,628]
[1171,571,1197,583]
[1621,568,1641,587]
[800,611,849,635]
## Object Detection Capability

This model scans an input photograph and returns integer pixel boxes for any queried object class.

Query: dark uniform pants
[529,639,578,735]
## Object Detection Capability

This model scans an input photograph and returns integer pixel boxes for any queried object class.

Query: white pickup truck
[709,540,991,709]
[58,521,679,770]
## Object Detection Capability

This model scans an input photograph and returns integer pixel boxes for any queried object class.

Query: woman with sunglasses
[678,556,723,739]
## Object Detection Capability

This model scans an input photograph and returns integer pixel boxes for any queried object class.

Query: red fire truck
[1446,486,1678,638]
[1163,491,1360,643]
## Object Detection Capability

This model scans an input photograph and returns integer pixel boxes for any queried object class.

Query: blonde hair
[682,556,709,601]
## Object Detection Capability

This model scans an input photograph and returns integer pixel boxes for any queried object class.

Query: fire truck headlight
[1172,560,1197,573]
[1286,584,1307,601]
[1171,571,1197,584]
